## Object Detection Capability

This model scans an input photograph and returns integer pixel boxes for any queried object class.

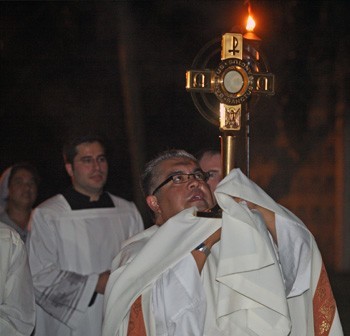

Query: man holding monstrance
[103,16,343,336]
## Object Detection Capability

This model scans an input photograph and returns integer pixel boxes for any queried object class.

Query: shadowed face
[199,152,222,193]
[8,169,37,209]
[147,157,215,225]
[65,141,108,200]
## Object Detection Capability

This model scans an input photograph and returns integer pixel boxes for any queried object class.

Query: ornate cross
[186,31,274,177]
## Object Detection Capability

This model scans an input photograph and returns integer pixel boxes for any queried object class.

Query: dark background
[2,1,348,209]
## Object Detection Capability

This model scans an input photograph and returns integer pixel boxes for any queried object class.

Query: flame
[246,15,256,31]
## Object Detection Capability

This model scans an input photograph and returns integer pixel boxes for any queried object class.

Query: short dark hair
[141,149,197,197]
[8,162,40,187]
[63,134,108,164]
[195,148,221,162]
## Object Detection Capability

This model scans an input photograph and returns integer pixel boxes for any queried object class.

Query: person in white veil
[0,163,39,243]
[0,167,12,213]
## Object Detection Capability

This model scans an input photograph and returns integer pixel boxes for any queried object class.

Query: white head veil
[0,167,12,213]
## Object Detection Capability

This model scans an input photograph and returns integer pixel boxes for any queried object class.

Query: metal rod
[221,133,236,177]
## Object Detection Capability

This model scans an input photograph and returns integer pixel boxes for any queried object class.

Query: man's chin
[90,179,106,188]
[90,176,105,184]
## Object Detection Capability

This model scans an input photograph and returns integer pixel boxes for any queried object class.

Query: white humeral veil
[103,169,343,336]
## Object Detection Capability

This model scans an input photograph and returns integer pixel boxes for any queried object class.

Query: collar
[62,187,114,210]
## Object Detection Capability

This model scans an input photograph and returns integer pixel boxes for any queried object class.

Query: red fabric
[313,263,337,335]
[127,295,147,336]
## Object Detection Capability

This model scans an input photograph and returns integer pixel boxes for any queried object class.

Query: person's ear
[146,195,160,213]
[65,163,74,177]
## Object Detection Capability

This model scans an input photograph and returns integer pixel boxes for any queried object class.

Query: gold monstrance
[186,13,274,179]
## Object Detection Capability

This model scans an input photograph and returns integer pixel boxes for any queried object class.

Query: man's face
[65,141,108,200]
[148,158,215,225]
[199,153,222,193]
[8,169,38,209]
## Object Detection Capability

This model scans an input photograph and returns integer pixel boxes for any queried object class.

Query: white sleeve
[0,227,35,336]
[275,213,312,298]
[27,207,98,329]
[152,254,206,336]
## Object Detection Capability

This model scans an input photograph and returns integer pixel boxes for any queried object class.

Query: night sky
[1,1,349,221]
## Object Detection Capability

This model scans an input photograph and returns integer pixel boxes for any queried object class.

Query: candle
[243,14,261,62]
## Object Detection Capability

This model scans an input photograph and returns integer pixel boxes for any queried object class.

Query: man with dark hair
[28,135,144,336]
[0,163,39,242]
[62,134,110,166]
[103,149,343,336]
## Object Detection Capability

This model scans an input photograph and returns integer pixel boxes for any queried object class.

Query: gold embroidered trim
[313,263,336,335]
[127,295,146,336]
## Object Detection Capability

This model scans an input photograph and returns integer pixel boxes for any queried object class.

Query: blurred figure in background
[0,167,12,213]
[0,222,35,335]
[0,163,39,243]
[196,148,222,193]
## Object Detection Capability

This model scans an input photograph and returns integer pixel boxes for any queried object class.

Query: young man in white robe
[0,222,35,335]
[27,135,144,336]
[103,149,343,336]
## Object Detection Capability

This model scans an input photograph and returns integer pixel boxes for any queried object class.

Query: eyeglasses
[152,170,209,195]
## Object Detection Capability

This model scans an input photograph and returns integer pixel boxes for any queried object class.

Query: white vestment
[0,167,11,213]
[0,211,29,242]
[27,193,144,336]
[103,169,343,336]
[0,221,35,336]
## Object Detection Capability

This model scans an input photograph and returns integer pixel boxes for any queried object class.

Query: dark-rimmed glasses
[152,170,209,195]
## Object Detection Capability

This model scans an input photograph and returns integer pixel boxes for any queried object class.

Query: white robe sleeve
[0,224,35,336]
[152,255,207,336]
[274,213,312,297]
[28,207,98,329]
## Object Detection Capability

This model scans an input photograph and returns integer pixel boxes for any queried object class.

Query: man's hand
[95,270,111,294]
[252,204,277,244]
[235,198,277,244]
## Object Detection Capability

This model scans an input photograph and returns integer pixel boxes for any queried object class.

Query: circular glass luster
[223,70,244,93]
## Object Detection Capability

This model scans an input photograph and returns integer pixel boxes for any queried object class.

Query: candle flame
[246,15,256,31]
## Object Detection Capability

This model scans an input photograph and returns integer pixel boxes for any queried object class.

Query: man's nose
[92,159,102,170]
[187,175,200,188]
